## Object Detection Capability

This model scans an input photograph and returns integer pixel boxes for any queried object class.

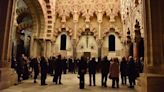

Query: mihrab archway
[102,27,123,58]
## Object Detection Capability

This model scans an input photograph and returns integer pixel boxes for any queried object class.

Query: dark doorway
[108,35,115,51]
[83,52,91,60]
[60,34,67,50]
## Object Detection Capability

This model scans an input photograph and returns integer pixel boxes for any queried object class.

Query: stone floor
[1,73,136,92]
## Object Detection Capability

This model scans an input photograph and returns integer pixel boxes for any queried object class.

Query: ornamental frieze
[56,0,120,23]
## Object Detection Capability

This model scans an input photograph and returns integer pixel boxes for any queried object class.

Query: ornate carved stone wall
[120,0,144,40]
[12,0,134,58]
[52,0,123,58]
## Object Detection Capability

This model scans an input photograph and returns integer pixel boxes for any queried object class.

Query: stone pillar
[33,39,38,57]
[30,35,34,57]
[40,39,46,57]
[126,29,133,57]
[133,43,139,59]
[73,20,78,60]
[136,0,164,92]
[72,11,78,60]
[46,40,52,58]
[0,0,17,89]
[72,39,77,60]
[95,7,103,58]
[133,20,141,59]
[43,40,46,57]
[98,23,101,39]
[51,41,55,56]
[126,42,133,58]
[97,39,102,59]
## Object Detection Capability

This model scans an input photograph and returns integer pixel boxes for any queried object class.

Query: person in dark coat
[78,56,87,89]
[11,56,17,69]
[53,55,63,84]
[31,58,39,83]
[127,56,137,88]
[139,57,144,73]
[48,57,54,75]
[109,58,120,88]
[68,58,74,73]
[101,56,110,87]
[63,57,67,74]
[22,56,29,80]
[40,56,48,86]
[16,54,24,83]
[120,57,128,85]
[88,57,97,86]
[135,57,144,78]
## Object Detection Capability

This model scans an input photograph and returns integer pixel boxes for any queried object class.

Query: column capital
[73,13,79,23]
[97,13,103,23]
[96,39,103,48]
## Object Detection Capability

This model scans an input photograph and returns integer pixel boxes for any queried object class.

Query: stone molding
[78,24,98,39]
[103,24,122,39]
[55,0,120,23]
[54,25,73,41]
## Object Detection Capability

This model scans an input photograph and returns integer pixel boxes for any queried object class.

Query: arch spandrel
[103,25,122,39]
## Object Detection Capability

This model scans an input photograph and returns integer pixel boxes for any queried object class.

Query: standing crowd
[11,54,144,89]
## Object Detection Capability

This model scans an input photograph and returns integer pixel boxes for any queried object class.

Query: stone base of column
[0,68,17,90]
[136,73,164,92]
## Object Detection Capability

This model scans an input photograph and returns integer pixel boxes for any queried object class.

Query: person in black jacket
[88,57,97,86]
[78,56,87,89]
[16,54,24,83]
[31,58,39,83]
[62,57,67,74]
[120,57,128,85]
[40,56,48,86]
[53,55,63,84]
[48,57,54,75]
[101,56,110,87]
[127,56,137,88]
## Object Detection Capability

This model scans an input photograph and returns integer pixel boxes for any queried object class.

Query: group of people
[78,56,143,89]
[11,54,144,89]
[12,54,77,85]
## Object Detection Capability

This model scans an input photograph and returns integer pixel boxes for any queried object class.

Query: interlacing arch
[78,24,98,39]
[19,0,45,36]
[103,26,122,39]
[54,25,73,40]
[16,8,33,32]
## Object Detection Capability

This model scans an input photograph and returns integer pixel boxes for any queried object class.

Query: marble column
[72,39,77,60]
[98,23,101,39]
[0,0,17,89]
[73,20,78,60]
[97,39,102,59]
[97,21,102,58]
[136,0,164,92]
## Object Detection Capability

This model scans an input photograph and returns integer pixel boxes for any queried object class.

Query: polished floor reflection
[1,74,136,92]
